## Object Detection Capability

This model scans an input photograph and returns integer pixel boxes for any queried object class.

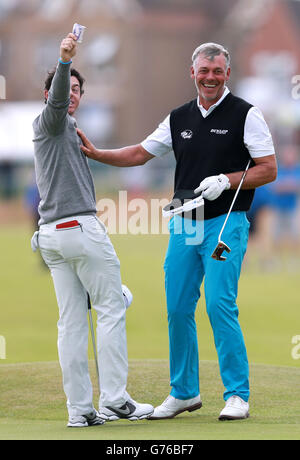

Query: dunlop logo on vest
[210,129,228,135]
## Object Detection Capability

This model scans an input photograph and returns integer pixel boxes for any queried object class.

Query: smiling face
[191,53,230,109]
[44,76,82,116]
[68,76,82,115]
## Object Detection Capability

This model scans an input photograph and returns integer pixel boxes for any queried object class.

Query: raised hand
[60,33,77,62]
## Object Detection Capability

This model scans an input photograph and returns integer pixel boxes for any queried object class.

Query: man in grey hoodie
[32,32,153,427]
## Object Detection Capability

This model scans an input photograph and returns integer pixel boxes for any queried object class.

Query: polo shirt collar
[197,86,230,117]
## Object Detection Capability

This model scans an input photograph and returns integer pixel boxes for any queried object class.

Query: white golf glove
[194,174,230,201]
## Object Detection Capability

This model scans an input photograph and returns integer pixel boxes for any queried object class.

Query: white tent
[0,101,43,161]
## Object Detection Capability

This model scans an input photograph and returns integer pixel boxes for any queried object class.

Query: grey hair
[192,43,230,69]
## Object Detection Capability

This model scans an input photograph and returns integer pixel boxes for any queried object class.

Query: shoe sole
[67,423,105,427]
[148,401,202,420]
[218,412,250,421]
[100,410,154,422]
[67,423,89,428]
[67,419,105,427]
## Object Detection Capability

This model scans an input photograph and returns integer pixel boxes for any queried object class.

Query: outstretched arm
[77,129,155,167]
[39,33,77,135]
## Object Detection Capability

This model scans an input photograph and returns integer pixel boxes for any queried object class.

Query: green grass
[0,227,299,367]
[0,226,299,440]
[0,359,299,440]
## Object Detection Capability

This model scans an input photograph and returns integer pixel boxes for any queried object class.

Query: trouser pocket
[55,220,85,259]
[81,216,107,244]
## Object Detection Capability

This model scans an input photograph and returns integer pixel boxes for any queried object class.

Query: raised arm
[39,33,77,135]
[76,129,155,167]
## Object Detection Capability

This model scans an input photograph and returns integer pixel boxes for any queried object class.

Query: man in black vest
[77,43,277,420]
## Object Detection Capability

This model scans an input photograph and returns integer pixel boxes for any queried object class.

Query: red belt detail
[56,220,80,229]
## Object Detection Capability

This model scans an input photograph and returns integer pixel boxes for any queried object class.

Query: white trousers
[37,215,129,416]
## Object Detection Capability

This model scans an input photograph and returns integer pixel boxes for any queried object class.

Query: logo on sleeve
[181,129,193,139]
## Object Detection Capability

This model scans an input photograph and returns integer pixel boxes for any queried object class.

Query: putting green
[0,360,299,440]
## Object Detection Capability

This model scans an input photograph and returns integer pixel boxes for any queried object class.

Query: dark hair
[44,67,85,102]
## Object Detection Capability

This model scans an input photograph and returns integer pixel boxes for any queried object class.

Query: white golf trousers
[37,215,129,416]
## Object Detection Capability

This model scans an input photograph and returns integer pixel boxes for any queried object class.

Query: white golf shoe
[122,284,133,309]
[219,395,249,420]
[67,409,105,427]
[99,396,154,421]
[148,395,202,420]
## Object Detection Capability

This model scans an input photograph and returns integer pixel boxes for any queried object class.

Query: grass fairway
[0,226,299,440]
[0,359,299,440]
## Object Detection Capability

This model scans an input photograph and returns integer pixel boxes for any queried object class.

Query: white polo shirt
[141,87,275,159]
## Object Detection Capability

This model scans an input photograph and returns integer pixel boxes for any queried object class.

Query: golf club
[86,286,132,394]
[211,159,251,261]
[87,293,100,392]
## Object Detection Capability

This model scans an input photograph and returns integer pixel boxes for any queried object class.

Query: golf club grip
[218,159,251,239]
[230,160,251,203]
[227,159,250,209]
[87,293,92,310]
[87,299,100,388]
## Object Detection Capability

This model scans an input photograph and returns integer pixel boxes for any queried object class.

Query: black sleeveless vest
[170,92,255,220]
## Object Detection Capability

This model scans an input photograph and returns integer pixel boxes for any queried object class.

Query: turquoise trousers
[164,211,250,402]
